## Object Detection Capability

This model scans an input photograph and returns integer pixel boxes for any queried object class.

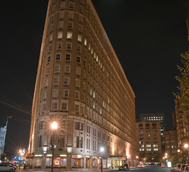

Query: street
[14,166,170,172]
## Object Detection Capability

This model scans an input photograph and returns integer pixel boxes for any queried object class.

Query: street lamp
[100,147,105,172]
[51,121,57,172]
[184,144,189,164]
[136,156,139,167]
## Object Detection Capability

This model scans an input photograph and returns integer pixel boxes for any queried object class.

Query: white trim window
[57,32,63,39]
[58,22,64,29]
[68,22,73,29]
[75,91,80,100]
[60,2,65,9]
[52,89,58,97]
[75,102,80,112]
[59,12,64,19]
[75,79,80,88]
[64,65,71,73]
[76,67,81,76]
[51,99,59,110]
[66,54,71,61]
[54,65,60,73]
[56,53,61,61]
[63,89,69,98]
[57,42,62,50]
[67,32,73,39]
[78,34,82,42]
[66,42,72,50]
[63,77,70,85]
[60,100,68,111]
[53,77,59,85]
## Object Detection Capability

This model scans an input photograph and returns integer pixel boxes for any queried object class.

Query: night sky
[0,0,188,154]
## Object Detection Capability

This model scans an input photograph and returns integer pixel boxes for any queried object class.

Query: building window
[52,5,56,12]
[38,136,43,147]
[75,136,83,148]
[77,45,82,53]
[63,89,69,98]
[46,67,50,74]
[61,100,68,111]
[52,89,58,97]
[58,135,64,147]
[75,91,80,100]
[76,67,81,76]
[98,131,101,138]
[58,22,64,29]
[59,12,64,19]
[75,79,80,88]
[47,56,51,63]
[87,126,90,134]
[54,65,60,73]
[93,129,96,136]
[66,54,71,61]
[68,22,73,29]
[78,34,82,42]
[66,43,72,50]
[75,102,80,112]
[60,2,65,9]
[51,100,59,110]
[45,78,48,87]
[53,77,59,85]
[57,32,63,39]
[84,39,87,46]
[57,42,62,50]
[75,122,83,130]
[67,32,73,39]
[77,56,81,64]
[49,34,53,42]
[64,65,71,73]
[78,25,83,32]
[86,138,90,149]
[63,77,70,85]
[56,54,61,61]
[69,3,74,9]
[93,140,96,151]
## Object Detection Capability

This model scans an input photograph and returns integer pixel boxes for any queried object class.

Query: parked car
[0,164,14,171]
[137,164,145,168]
[170,164,182,172]
[161,164,165,168]
[119,163,129,171]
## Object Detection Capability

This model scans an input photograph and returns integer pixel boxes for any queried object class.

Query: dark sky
[0,0,188,154]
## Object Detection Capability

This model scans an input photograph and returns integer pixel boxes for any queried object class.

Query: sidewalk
[17,166,136,172]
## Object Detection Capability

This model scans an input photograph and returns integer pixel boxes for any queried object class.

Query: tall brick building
[28,0,136,170]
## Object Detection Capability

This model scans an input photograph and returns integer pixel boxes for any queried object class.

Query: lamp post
[165,153,167,167]
[136,156,139,167]
[19,149,22,169]
[51,121,57,172]
[100,147,105,172]
[184,144,189,164]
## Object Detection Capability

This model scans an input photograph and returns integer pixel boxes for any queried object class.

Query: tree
[175,51,189,122]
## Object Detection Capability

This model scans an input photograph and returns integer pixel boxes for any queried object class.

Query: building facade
[139,113,166,153]
[0,127,6,159]
[136,122,162,161]
[164,130,177,157]
[28,0,136,170]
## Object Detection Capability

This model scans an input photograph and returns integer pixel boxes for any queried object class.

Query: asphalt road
[14,166,171,172]
[113,166,170,172]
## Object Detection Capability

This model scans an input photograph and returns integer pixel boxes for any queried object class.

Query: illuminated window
[67,32,73,39]
[57,32,63,39]
[78,34,82,42]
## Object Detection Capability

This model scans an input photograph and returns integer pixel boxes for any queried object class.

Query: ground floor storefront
[28,155,132,170]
